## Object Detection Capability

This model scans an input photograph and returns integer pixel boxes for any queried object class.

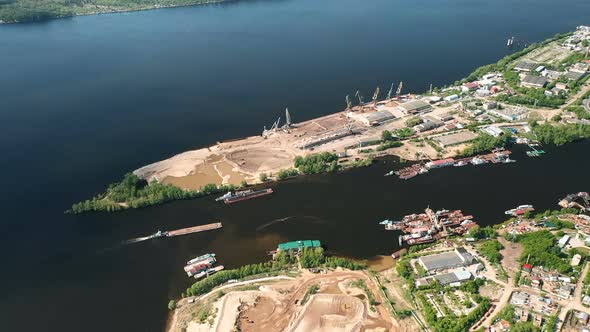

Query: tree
[405,116,423,127]
[259,173,268,182]
[382,130,393,141]
[168,300,177,310]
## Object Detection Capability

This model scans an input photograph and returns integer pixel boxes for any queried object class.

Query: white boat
[503,157,516,163]
[215,192,233,202]
[419,168,429,174]
[454,161,468,167]
[471,157,487,165]
[379,219,393,225]
[384,170,395,177]
[186,253,216,265]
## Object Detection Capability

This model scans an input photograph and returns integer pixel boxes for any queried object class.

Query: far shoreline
[0,0,228,25]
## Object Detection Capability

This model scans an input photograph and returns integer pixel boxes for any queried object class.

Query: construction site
[169,269,399,332]
[133,82,455,189]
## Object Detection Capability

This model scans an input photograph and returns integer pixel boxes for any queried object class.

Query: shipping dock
[380,208,478,246]
[394,149,513,180]
[124,222,222,244]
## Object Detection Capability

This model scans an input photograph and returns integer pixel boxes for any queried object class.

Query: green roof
[278,240,321,251]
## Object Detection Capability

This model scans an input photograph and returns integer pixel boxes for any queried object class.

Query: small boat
[471,157,487,165]
[194,265,225,279]
[148,230,169,239]
[379,219,394,225]
[454,160,468,167]
[503,157,516,163]
[419,168,429,174]
[186,253,216,265]
[215,191,233,202]
[384,170,395,177]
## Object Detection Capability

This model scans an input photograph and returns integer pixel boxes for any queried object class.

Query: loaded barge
[184,253,225,279]
[380,208,478,246]
[124,222,222,244]
[217,188,274,204]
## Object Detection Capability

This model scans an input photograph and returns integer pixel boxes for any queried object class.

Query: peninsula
[0,0,225,24]
[69,27,590,214]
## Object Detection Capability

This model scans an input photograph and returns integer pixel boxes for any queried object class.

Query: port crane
[345,95,352,110]
[386,82,394,99]
[372,86,380,106]
[396,81,403,96]
[355,90,364,105]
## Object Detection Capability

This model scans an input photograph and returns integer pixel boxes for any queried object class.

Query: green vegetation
[347,155,374,168]
[544,315,558,332]
[276,168,298,180]
[259,172,268,182]
[294,152,340,174]
[168,300,177,310]
[531,122,590,146]
[417,292,491,332]
[456,32,571,84]
[496,81,566,108]
[394,128,415,139]
[0,0,224,23]
[186,259,294,297]
[492,304,515,323]
[405,116,423,127]
[468,225,497,239]
[299,247,365,270]
[516,231,571,274]
[301,284,319,305]
[351,279,378,306]
[477,239,504,264]
[460,133,511,156]
[376,141,403,151]
[68,173,235,214]
[382,130,394,141]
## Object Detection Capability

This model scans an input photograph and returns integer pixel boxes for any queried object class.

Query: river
[1,0,589,331]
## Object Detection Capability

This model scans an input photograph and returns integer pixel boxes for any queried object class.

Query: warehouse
[363,110,396,126]
[417,247,474,273]
[514,61,538,72]
[415,270,473,287]
[520,75,547,89]
[396,99,432,115]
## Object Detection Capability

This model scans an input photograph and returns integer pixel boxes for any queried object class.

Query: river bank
[0,0,226,24]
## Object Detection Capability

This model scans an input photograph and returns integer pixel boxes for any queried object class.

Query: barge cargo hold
[223,188,273,204]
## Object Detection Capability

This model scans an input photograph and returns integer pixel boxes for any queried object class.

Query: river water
[1,0,589,331]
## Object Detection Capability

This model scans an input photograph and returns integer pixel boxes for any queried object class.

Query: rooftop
[398,100,432,113]
[418,247,473,271]
[514,61,538,71]
[521,75,548,87]
[278,240,321,251]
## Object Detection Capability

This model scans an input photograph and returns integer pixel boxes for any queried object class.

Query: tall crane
[346,95,352,110]
[396,81,403,96]
[355,90,364,105]
[386,82,394,100]
[372,86,380,106]
[285,108,292,127]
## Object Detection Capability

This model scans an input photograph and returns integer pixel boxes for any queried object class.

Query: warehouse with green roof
[277,240,321,251]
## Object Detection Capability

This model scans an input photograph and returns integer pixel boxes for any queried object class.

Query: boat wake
[257,215,324,231]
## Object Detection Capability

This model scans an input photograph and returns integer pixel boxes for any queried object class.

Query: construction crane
[345,95,352,110]
[386,82,394,100]
[355,90,364,105]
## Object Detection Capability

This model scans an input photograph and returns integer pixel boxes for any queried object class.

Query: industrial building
[415,269,472,287]
[417,247,474,273]
[414,117,443,133]
[363,110,396,126]
[487,107,528,121]
[396,99,432,114]
[514,61,538,72]
[520,75,548,89]
[481,125,504,137]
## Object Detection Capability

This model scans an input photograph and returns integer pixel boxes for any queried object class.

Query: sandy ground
[170,269,397,332]
[498,237,524,278]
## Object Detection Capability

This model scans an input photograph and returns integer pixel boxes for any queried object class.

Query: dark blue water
[1,0,589,331]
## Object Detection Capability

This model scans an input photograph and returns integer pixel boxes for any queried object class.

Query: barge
[222,188,274,204]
